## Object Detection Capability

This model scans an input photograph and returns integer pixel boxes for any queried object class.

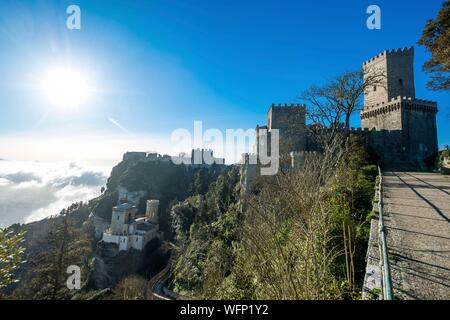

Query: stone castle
[102,199,161,251]
[99,149,225,252]
[123,149,225,166]
[360,47,438,168]
[247,46,438,173]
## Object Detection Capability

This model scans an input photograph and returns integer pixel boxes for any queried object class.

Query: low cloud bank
[0,161,110,227]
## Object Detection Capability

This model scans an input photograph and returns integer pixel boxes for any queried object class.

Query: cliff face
[87,238,171,290]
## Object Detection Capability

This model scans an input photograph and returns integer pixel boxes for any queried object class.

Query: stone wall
[363,52,389,107]
[386,49,415,100]
[361,97,438,169]
[363,218,382,300]
[361,100,403,130]
[401,104,439,165]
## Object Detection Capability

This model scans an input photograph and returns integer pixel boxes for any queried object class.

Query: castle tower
[264,103,308,153]
[360,47,438,169]
[145,199,159,223]
[110,203,137,234]
[363,47,415,109]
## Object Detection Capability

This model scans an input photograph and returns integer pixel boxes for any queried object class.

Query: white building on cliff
[102,199,160,251]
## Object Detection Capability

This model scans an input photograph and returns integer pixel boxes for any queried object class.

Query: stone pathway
[383,172,450,299]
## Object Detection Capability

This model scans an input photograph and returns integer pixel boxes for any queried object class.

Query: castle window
[399,78,403,87]
[373,85,377,91]
[117,215,119,220]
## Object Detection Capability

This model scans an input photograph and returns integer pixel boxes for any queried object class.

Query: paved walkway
[383,172,450,299]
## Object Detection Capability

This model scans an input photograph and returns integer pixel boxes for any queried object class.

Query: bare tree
[300,69,385,129]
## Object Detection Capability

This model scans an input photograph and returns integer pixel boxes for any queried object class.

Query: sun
[40,67,91,109]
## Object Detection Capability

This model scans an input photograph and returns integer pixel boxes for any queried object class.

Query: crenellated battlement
[312,126,377,135]
[270,103,306,108]
[365,95,437,109]
[361,96,438,120]
[309,124,432,136]
[363,46,414,66]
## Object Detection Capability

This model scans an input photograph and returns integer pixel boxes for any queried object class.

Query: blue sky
[0,0,448,165]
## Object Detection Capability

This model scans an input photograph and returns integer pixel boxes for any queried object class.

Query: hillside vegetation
[1,141,377,300]
[170,138,377,299]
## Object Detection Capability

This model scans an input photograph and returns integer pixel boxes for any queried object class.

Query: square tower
[110,203,137,234]
[363,47,415,108]
[265,103,308,153]
[360,47,438,169]
[267,103,306,131]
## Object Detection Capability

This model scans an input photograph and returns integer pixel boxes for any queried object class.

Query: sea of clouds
[0,160,110,228]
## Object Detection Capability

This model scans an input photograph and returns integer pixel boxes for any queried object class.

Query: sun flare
[41,67,91,109]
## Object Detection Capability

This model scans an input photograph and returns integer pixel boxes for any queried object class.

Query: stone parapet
[363,46,414,67]
[361,96,438,120]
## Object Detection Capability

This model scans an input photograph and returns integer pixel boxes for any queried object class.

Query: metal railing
[377,166,394,300]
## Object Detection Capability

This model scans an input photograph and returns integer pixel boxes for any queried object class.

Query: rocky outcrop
[117,185,147,206]
[87,238,166,290]
[89,213,110,239]
[88,241,145,289]
[89,255,113,289]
